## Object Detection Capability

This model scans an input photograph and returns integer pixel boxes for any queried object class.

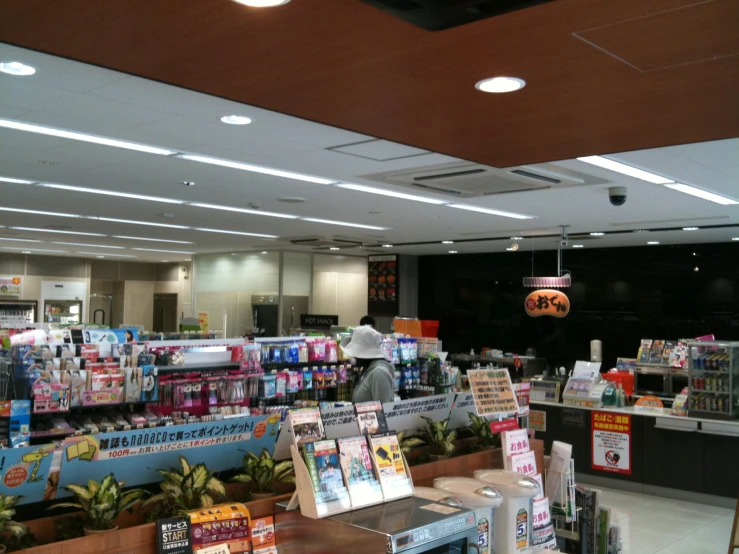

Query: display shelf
[155,361,240,373]
[687,340,738,421]
[262,361,344,370]
[634,367,689,375]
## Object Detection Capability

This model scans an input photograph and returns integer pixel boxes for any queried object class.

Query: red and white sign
[490,418,519,434]
[591,411,631,475]
[513,382,530,416]
[502,428,529,457]
[509,451,537,476]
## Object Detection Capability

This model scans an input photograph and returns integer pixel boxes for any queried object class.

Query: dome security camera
[609,186,627,206]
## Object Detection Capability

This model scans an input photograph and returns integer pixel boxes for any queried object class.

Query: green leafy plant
[51,474,149,531]
[419,416,457,457]
[230,448,295,495]
[143,456,226,517]
[397,431,425,454]
[466,412,499,448]
[0,495,29,550]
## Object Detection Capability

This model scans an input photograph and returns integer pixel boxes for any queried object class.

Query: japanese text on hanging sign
[467,368,520,416]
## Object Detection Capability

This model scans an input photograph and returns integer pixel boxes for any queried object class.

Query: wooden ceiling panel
[1,0,738,167]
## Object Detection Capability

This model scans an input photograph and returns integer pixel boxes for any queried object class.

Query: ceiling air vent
[358,0,555,31]
[363,161,610,199]
[288,237,363,249]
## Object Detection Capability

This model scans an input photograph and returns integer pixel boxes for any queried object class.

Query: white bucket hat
[340,325,386,359]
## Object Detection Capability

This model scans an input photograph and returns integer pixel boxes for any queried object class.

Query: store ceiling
[1,0,738,168]
[0,44,737,262]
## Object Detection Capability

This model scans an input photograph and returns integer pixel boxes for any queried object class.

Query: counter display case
[688,340,738,420]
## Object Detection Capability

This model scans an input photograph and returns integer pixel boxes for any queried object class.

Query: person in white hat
[340,325,395,403]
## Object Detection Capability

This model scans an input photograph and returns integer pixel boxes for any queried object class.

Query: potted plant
[419,416,457,461]
[397,431,425,454]
[51,474,150,536]
[0,494,29,553]
[143,456,226,518]
[466,412,499,450]
[230,448,295,499]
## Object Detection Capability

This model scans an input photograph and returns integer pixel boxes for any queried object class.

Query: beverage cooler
[44,300,83,325]
[0,300,37,326]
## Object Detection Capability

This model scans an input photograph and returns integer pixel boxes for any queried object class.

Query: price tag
[196,544,230,554]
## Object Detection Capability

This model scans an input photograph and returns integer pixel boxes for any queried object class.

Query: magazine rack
[287,443,415,519]
[544,466,580,541]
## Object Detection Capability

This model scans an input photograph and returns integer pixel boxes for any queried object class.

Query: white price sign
[509,451,537,476]
[197,544,230,554]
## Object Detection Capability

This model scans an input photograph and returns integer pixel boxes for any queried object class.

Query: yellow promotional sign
[198,311,209,333]
[525,289,570,317]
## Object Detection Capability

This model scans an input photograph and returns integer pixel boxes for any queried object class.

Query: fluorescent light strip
[683,227,699,231]
[0,119,176,156]
[178,154,335,185]
[112,235,193,244]
[337,183,447,205]
[577,156,674,184]
[51,242,126,249]
[77,252,138,258]
[302,218,390,231]
[42,184,185,204]
[665,184,739,206]
[590,232,604,236]
[12,226,106,237]
[447,204,534,220]
[0,176,34,184]
[96,217,189,229]
[195,228,278,238]
[132,248,194,254]
[0,206,81,218]
[190,203,297,219]
[2,247,67,252]
[0,237,42,243]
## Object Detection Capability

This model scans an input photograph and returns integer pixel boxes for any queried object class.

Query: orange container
[420,320,439,338]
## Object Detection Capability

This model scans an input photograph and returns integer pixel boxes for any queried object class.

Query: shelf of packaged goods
[691,369,732,374]
[690,389,731,395]
[261,361,345,370]
[634,366,689,375]
[156,362,240,373]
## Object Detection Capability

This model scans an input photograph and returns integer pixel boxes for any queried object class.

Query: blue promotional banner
[0,444,57,505]
[57,414,280,497]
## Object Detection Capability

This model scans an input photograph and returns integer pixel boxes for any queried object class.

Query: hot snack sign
[525,289,570,317]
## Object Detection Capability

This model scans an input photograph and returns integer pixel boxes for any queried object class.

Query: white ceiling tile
[331,139,429,161]
[267,122,371,148]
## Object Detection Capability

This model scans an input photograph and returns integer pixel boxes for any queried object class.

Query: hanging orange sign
[525,289,570,317]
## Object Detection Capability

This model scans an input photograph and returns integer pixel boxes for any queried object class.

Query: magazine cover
[337,436,375,485]
[649,340,665,363]
[369,433,407,482]
[637,339,652,363]
[354,400,389,435]
[661,341,676,365]
[289,407,326,449]
[303,439,346,500]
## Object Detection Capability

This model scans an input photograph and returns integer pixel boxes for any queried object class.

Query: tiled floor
[596,487,734,553]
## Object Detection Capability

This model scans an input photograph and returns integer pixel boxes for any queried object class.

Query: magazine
[661,341,676,365]
[289,407,326,449]
[337,436,376,486]
[368,433,408,482]
[637,339,653,363]
[649,340,665,363]
[354,401,389,435]
[303,439,346,501]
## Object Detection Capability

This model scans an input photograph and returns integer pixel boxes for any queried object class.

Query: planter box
[17,492,294,554]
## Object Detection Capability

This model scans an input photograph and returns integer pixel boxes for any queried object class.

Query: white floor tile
[653,538,728,554]
[624,511,706,539]
[651,498,731,519]
[680,514,734,545]
[620,528,677,554]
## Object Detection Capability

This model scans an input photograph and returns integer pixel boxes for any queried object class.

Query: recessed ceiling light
[337,183,447,205]
[12,226,106,237]
[648,241,659,245]
[51,242,126,249]
[506,247,514,251]
[442,241,454,244]
[0,62,36,76]
[190,202,297,219]
[0,176,34,184]
[21,251,31,254]
[261,251,268,254]
[233,0,290,5]
[0,237,42,243]
[302,218,390,231]
[0,206,80,218]
[112,236,193,244]
[195,228,278,238]
[693,252,697,256]
[576,156,673,184]
[475,77,526,93]
[78,252,137,258]
[590,232,605,236]
[96,256,105,259]
[683,227,699,231]
[132,248,194,254]
[96,217,188,229]
[0,119,176,156]
[665,184,738,205]
[572,244,584,248]
[510,236,524,240]
[448,204,534,220]
[329,247,340,251]
[178,154,334,185]
[220,115,252,125]
[449,250,458,254]
[694,267,700,272]
[41,183,186,204]
[184,258,191,261]
[382,244,393,248]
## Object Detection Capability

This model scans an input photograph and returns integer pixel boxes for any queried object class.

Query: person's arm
[367,367,395,403]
